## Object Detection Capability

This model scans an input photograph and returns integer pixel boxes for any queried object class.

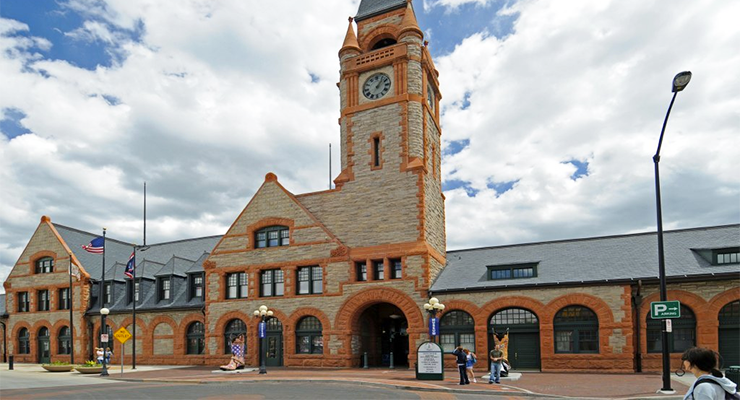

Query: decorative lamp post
[253,305,274,374]
[424,297,445,343]
[100,307,110,376]
[653,71,691,394]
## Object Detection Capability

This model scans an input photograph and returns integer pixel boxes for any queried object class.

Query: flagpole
[100,228,109,377]
[69,257,74,365]
[132,246,137,370]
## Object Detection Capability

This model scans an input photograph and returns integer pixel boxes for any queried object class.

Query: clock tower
[335,0,445,286]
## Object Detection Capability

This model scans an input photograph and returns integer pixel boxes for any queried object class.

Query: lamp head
[259,305,268,312]
[100,307,110,315]
[266,310,274,317]
[433,303,442,310]
[253,310,260,316]
[438,304,446,310]
[672,71,692,92]
[423,303,432,310]
[429,297,439,305]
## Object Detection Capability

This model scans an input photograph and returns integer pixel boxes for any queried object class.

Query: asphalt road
[1,381,535,400]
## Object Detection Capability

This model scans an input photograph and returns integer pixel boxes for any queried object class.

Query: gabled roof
[186,253,209,274]
[432,224,740,293]
[355,0,407,21]
[154,256,195,278]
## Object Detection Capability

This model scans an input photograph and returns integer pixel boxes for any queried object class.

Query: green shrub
[83,360,99,367]
[49,361,70,366]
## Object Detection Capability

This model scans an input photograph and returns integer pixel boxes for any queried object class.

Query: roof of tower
[355,0,407,22]
[398,0,422,38]
[340,17,361,54]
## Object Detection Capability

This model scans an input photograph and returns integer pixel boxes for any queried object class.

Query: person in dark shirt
[452,346,470,385]
[489,344,504,384]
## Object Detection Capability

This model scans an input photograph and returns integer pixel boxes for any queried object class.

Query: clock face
[363,73,391,100]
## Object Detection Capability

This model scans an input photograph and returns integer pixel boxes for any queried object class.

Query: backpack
[694,379,740,400]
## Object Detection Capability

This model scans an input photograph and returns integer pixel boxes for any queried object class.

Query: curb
[109,376,561,398]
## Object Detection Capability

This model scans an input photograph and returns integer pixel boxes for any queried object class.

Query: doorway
[37,327,50,364]
[262,318,283,367]
[357,303,409,367]
[490,308,541,370]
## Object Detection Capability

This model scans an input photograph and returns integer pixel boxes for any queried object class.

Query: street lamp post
[100,307,110,377]
[653,71,691,394]
[253,305,274,375]
[423,297,445,343]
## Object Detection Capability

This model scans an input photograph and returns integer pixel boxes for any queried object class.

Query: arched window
[186,322,205,355]
[18,328,30,354]
[371,37,396,50]
[554,306,599,353]
[255,226,289,248]
[296,316,323,354]
[35,257,54,274]
[647,305,695,353]
[58,326,71,355]
[224,319,247,354]
[440,310,475,353]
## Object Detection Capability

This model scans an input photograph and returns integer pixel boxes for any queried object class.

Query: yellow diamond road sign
[114,327,132,344]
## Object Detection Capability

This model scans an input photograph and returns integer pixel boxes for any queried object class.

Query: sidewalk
[113,366,692,399]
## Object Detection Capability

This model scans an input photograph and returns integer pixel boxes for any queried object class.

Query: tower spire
[398,0,423,39]
[339,17,361,57]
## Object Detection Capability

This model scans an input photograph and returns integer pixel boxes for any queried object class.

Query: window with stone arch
[646,304,695,353]
[554,306,599,354]
[440,310,476,353]
[223,319,247,354]
[255,226,289,248]
[58,326,71,355]
[35,256,53,274]
[18,327,30,354]
[296,316,323,354]
[186,321,205,355]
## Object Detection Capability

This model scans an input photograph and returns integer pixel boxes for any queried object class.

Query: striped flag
[82,236,104,254]
[124,251,135,278]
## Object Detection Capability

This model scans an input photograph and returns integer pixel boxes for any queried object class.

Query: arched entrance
[718,300,739,367]
[490,308,541,370]
[357,303,409,367]
[262,318,283,367]
[37,327,50,364]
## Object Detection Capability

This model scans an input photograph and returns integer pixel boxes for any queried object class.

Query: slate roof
[355,0,407,21]
[52,224,220,314]
[54,223,221,281]
[431,224,740,293]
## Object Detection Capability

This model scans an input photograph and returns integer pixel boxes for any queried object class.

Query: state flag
[125,251,135,278]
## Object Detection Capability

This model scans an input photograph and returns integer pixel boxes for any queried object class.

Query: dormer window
[714,248,739,265]
[487,263,538,280]
[158,277,171,301]
[35,257,53,274]
[256,226,290,248]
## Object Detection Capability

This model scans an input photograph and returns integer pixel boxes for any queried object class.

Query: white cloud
[0,0,738,293]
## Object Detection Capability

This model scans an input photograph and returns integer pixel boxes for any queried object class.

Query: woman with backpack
[464,348,478,383]
[681,347,737,400]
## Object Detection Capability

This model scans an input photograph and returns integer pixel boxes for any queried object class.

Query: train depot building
[1,0,738,373]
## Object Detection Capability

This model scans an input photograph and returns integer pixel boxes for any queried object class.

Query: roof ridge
[447,224,740,254]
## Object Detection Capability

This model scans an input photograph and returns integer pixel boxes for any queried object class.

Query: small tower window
[371,38,396,50]
[373,137,381,167]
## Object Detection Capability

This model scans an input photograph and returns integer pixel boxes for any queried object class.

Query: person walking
[681,347,737,400]
[104,347,113,364]
[95,347,104,364]
[465,348,478,383]
[489,344,504,384]
[452,346,470,385]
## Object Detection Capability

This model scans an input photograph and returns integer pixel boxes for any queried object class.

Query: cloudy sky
[1,0,738,291]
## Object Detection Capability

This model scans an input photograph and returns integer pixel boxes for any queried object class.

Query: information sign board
[416,341,444,381]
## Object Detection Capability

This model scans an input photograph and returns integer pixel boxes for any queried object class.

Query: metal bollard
[9,355,13,370]
[389,351,394,369]
[363,352,368,369]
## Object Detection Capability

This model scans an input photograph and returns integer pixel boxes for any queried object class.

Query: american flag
[124,251,135,278]
[82,236,104,254]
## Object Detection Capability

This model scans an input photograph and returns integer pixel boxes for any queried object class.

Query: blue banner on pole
[428,317,439,337]
[258,322,266,338]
